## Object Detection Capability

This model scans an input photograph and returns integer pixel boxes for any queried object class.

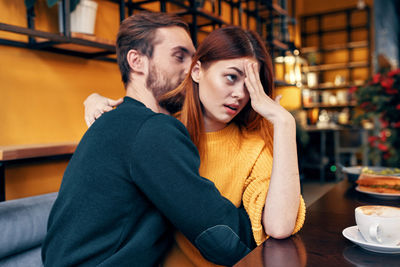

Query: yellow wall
[275,87,302,111]
[1,0,123,199]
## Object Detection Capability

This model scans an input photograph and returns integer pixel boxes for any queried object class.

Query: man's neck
[126,82,160,113]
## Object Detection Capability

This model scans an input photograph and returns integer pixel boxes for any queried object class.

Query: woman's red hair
[160,26,275,156]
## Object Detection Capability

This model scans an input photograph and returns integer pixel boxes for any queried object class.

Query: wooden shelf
[302,41,369,54]
[257,3,289,17]
[0,142,77,161]
[275,80,297,87]
[0,0,293,68]
[242,1,289,17]
[306,61,369,72]
[301,25,367,36]
[0,142,77,202]
[309,81,365,90]
[270,39,289,50]
[302,103,357,109]
[0,22,116,61]
[174,8,228,26]
[301,6,369,18]
[0,0,228,59]
[69,32,114,46]
[270,3,288,16]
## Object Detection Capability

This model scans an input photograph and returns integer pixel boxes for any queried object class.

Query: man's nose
[183,62,191,76]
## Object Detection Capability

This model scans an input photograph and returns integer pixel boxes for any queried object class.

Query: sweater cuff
[292,195,306,235]
[252,226,268,246]
[242,178,269,245]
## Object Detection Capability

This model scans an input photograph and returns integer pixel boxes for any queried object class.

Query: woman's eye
[226,74,237,83]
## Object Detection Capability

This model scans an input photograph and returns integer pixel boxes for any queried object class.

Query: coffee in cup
[355,205,400,246]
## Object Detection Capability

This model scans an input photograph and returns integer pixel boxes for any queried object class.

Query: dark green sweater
[42,97,256,267]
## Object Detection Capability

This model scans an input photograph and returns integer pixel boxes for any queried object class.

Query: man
[84,11,193,125]
[42,12,256,267]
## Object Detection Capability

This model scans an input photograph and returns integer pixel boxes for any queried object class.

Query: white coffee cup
[355,205,400,246]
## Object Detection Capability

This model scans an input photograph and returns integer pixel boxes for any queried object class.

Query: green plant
[25,0,80,12]
[352,69,400,166]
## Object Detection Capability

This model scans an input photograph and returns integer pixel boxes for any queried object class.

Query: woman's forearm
[262,114,300,239]
[242,62,301,238]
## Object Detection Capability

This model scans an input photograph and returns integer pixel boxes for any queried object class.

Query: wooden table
[234,180,400,266]
[0,142,77,201]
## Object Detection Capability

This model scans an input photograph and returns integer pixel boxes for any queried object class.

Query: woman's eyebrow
[228,67,245,76]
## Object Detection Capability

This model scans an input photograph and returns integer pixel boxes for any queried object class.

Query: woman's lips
[224,104,239,115]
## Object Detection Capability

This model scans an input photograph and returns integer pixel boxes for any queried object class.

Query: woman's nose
[232,85,247,99]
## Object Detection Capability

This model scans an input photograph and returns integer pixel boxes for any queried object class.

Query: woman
[85,26,305,267]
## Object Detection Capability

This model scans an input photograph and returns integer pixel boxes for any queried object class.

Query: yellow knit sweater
[163,123,306,267]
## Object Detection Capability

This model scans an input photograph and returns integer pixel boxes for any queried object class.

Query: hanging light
[357,0,366,10]
[274,49,307,87]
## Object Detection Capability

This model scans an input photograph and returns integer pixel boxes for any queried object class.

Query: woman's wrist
[269,111,295,128]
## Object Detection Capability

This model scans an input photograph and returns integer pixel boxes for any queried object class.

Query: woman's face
[193,57,257,132]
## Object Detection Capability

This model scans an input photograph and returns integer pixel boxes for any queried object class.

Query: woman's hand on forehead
[244,61,293,125]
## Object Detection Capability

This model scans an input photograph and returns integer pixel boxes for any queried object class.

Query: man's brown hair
[116,12,189,87]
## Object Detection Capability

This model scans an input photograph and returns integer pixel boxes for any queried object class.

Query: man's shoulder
[113,98,154,119]
[131,112,196,155]
[115,98,183,127]
[138,113,189,138]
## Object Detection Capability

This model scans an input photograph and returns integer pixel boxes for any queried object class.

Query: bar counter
[234,180,400,266]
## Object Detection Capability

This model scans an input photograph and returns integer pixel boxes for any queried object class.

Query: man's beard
[146,62,181,100]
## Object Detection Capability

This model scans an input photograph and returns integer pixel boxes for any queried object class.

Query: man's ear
[191,61,201,83]
[127,49,147,74]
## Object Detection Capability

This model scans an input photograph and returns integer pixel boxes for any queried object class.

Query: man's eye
[174,54,184,62]
[226,74,237,83]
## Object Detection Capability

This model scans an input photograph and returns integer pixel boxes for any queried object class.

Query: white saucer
[342,226,400,254]
[355,186,400,200]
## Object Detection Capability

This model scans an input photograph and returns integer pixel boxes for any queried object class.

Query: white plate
[355,186,400,200]
[342,226,400,254]
[342,166,400,176]
[342,166,400,183]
